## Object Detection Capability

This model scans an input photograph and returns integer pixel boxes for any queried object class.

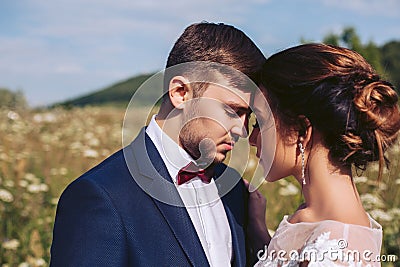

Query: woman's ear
[298,116,312,149]
[168,76,192,109]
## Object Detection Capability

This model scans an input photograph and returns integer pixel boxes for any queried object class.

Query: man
[50,22,266,266]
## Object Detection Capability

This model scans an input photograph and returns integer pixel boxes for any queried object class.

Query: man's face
[179,83,251,166]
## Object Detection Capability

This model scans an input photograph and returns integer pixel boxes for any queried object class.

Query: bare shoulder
[325,206,371,227]
[287,205,314,224]
[288,204,370,227]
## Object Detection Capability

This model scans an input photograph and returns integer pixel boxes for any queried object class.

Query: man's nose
[230,115,249,138]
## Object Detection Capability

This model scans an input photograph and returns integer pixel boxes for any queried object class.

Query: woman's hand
[243,179,271,255]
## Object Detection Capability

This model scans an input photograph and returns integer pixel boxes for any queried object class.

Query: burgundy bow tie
[177,162,213,185]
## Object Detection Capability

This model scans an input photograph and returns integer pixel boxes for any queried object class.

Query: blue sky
[1,0,399,107]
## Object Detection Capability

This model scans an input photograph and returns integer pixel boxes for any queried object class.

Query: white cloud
[2,0,261,77]
[0,37,56,75]
[54,64,84,74]
[22,0,260,38]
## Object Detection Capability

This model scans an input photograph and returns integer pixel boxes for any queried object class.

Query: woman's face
[249,89,297,182]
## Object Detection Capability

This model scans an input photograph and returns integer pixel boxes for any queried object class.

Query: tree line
[0,88,27,110]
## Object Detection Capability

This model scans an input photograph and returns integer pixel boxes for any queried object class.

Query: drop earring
[299,142,306,185]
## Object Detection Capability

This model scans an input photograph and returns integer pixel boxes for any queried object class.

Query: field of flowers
[0,106,399,266]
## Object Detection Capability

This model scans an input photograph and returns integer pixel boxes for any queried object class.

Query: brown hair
[164,22,266,99]
[260,43,400,178]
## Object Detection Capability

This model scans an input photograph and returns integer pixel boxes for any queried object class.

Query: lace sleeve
[255,231,378,267]
[299,231,370,266]
[254,218,382,267]
[300,221,382,267]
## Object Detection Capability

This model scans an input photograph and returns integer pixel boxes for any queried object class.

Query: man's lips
[221,141,235,151]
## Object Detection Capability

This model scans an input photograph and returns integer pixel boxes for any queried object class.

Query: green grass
[0,106,398,266]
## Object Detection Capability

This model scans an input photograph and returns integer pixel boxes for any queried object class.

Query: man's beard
[179,118,218,168]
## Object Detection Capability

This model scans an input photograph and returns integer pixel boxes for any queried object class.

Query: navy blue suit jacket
[50,128,250,266]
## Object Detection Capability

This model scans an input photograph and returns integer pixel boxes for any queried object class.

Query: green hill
[56,73,155,108]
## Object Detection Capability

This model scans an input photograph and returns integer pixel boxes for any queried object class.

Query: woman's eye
[252,119,259,129]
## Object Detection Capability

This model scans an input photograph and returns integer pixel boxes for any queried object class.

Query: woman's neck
[294,146,370,226]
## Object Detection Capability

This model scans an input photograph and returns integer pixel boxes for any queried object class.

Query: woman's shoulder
[288,204,377,228]
[259,214,382,267]
[285,208,382,231]
[281,209,382,250]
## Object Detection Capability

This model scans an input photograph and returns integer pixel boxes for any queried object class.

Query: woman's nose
[249,128,259,146]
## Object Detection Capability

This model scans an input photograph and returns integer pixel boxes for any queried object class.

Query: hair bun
[346,79,400,176]
[353,80,399,130]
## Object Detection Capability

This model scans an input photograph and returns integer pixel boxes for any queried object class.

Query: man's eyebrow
[224,101,251,113]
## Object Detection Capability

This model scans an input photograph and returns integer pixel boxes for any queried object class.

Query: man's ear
[298,116,312,149]
[168,76,192,109]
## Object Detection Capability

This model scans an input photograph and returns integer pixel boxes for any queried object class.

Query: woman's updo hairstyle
[260,43,400,178]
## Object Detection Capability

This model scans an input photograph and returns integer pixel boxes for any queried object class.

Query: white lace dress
[254,214,382,266]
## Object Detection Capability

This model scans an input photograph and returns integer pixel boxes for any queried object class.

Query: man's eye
[225,109,238,118]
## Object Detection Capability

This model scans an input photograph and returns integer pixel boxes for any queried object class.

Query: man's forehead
[202,84,251,107]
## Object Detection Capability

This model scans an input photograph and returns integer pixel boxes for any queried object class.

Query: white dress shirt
[146,115,232,267]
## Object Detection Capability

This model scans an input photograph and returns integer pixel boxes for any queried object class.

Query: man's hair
[163,22,266,100]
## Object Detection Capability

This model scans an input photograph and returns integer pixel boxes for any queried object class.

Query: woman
[248,43,400,266]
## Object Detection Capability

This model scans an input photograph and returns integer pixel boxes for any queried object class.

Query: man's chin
[213,153,227,164]
[195,152,227,167]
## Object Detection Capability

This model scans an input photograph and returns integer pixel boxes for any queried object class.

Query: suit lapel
[215,164,247,267]
[223,203,246,267]
[128,129,209,267]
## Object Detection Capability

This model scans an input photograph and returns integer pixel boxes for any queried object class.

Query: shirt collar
[145,115,193,183]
